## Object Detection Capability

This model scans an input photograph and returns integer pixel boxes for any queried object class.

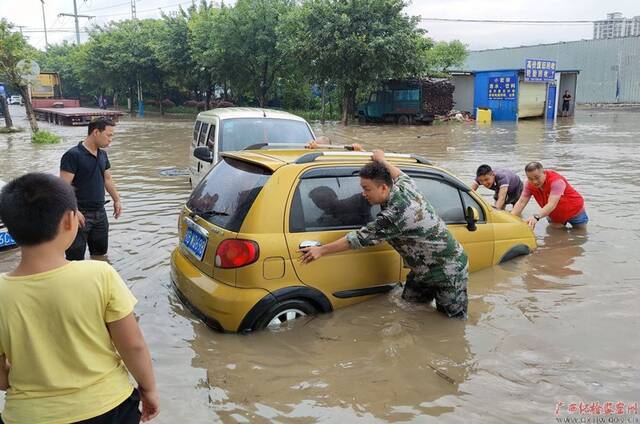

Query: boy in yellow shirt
[0,173,159,423]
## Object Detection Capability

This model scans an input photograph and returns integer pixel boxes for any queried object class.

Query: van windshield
[219,118,313,152]
[187,158,272,232]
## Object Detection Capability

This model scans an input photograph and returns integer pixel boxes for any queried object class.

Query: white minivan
[189,107,316,186]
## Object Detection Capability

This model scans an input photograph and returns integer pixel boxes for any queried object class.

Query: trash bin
[476,107,492,124]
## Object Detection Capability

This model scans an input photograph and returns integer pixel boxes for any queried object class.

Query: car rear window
[187,158,272,232]
[220,118,313,152]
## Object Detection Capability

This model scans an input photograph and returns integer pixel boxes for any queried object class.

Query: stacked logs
[421,78,455,116]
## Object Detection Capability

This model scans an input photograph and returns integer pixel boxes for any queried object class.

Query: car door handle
[299,240,322,249]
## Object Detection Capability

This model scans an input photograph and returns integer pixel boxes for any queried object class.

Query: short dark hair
[525,161,544,173]
[476,164,493,177]
[359,161,393,187]
[88,117,115,136]
[0,173,77,246]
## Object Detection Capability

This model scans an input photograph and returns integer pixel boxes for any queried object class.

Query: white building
[593,12,640,39]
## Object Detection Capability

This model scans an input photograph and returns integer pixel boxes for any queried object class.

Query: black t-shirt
[60,142,111,211]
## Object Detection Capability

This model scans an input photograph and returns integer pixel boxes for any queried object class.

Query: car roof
[220,149,469,190]
[197,107,309,122]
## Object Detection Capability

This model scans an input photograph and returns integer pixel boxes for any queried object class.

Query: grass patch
[31,130,62,144]
[143,105,199,114]
[284,109,341,122]
[0,127,24,134]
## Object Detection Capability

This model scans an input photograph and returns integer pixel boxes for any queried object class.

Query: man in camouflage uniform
[300,149,468,318]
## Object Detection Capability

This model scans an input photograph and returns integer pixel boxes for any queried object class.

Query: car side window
[290,176,380,232]
[412,177,466,224]
[198,123,209,147]
[461,191,486,223]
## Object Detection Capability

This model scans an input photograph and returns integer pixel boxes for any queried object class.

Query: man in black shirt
[60,117,121,260]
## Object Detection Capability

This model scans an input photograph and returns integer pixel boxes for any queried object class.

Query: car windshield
[219,118,312,152]
[187,158,272,232]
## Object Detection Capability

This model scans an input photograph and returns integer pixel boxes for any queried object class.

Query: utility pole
[15,25,26,35]
[131,0,137,19]
[59,0,93,45]
[40,0,49,47]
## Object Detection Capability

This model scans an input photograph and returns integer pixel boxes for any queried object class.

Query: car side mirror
[194,146,213,163]
[465,206,479,232]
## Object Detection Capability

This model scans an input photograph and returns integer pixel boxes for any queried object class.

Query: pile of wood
[421,78,455,116]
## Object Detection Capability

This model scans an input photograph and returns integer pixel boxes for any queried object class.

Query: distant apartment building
[593,12,640,39]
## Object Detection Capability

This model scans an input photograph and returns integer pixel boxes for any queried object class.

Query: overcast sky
[1,0,638,51]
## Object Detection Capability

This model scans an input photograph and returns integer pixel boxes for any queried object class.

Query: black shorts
[66,207,109,260]
[562,101,570,111]
[1,389,140,424]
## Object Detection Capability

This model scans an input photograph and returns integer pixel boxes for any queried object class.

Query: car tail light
[215,239,259,268]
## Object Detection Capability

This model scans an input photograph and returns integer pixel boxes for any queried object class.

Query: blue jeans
[548,210,588,227]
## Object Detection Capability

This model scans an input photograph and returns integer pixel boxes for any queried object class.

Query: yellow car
[171,147,536,332]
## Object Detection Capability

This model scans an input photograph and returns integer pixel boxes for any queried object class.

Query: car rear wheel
[255,299,317,330]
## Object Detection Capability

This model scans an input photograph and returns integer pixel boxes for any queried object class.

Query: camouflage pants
[401,254,469,318]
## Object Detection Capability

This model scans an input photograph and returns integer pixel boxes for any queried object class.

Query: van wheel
[255,299,317,330]
[397,114,410,125]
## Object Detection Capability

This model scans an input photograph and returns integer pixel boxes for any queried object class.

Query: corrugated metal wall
[464,37,640,103]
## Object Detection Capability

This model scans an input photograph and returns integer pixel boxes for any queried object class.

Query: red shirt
[524,170,584,223]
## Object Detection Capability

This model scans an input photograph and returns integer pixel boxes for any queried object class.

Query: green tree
[0,19,39,131]
[212,0,295,107]
[425,40,468,74]
[284,0,427,124]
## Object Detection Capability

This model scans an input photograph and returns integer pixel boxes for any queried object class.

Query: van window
[220,118,313,152]
[290,176,379,232]
[198,123,209,146]
[193,121,201,141]
[412,177,465,224]
[187,158,272,232]
[207,125,216,149]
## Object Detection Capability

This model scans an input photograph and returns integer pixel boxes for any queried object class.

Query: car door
[407,172,496,274]
[284,167,402,309]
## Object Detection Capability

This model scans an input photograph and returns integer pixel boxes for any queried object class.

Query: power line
[419,17,595,25]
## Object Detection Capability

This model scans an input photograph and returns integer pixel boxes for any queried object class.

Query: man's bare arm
[495,186,509,210]
[0,354,9,391]
[104,170,122,218]
[60,170,74,184]
[371,150,402,179]
[511,194,530,217]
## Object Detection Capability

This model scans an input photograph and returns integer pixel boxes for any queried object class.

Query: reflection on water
[1,107,639,423]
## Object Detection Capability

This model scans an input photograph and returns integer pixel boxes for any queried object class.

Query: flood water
[1,106,639,423]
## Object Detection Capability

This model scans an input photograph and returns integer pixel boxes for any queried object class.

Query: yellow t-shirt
[0,260,137,424]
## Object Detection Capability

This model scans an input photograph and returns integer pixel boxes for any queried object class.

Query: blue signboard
[525,59,556,82]
[488,76,516,100]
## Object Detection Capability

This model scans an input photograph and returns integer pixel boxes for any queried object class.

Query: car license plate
[183,225,208,261]
[0,231,16,248]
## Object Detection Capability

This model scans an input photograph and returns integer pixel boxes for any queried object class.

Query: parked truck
[357,78,454,125]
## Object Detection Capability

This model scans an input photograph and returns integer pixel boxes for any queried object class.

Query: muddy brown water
[1,106,639,423]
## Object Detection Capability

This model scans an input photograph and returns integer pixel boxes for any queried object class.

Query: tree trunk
[320,82,326,125]
[158,84,165,116]
[19,85,39,133]
[1,95,13,128]
[113,93,118,111]
[205,88,211,110]
[341,85,356,126]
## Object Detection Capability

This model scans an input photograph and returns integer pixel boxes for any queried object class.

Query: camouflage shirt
[346,172,467,281]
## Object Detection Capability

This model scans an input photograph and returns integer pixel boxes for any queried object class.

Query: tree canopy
[2,1,468,123]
